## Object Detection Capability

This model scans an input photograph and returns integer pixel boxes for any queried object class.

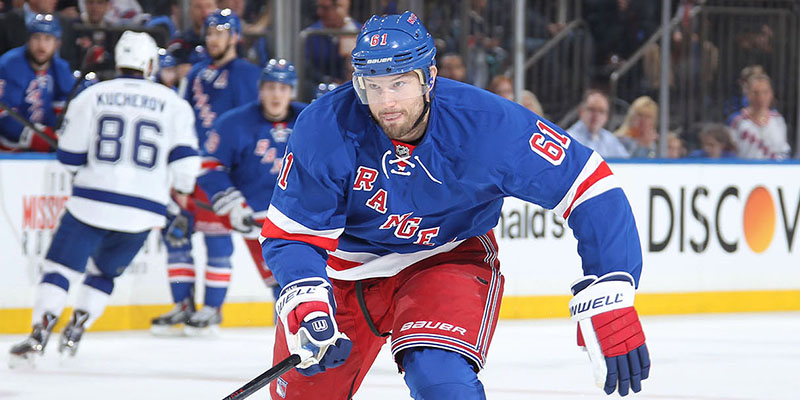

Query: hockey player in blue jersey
[156,49,179,90]
[198,58,307,303]
[0,13,73,152]
[260,12,650,399]
[151,8,262,335]
[8,31,199,367]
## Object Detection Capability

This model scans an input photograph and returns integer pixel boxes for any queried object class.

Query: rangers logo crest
[276,377,288,398]
[270,122,291,143]
[213,70,229,89]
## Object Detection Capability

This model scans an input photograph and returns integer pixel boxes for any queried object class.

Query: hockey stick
[0,99,56,150]
[54,46,104,131]
[221,354,302,400]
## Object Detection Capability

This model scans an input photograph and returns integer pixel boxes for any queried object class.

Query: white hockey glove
[276,278,352,376]
[211,188,244,215]
[569,272,650,396]
[210,188,258,236]
[228,201,258,237]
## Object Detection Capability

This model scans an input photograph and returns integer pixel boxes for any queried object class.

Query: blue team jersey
[261,78,642,286]
[199,100,307,213]
[182,57,260,144]
[0,45,73,147]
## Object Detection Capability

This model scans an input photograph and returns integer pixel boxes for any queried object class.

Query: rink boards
[1,155,799,333]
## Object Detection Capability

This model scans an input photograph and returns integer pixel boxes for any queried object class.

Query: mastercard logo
[743,186,776,253]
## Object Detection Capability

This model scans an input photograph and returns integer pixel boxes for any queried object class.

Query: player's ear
[428,66,438,90]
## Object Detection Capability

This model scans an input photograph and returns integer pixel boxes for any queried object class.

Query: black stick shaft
[54,72,87,131]
[0,99,56,150]
[222,354,301,400]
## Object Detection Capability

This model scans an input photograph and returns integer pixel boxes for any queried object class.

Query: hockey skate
[183,306,222,336]
[59,309,89,357]
[151,296,196,336]
[8,312,58,369]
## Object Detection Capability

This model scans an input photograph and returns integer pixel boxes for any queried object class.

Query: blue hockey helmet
[27,14,62,39]
[315,82,338,100]
[158,48,177,69]
[205,8,241,36]
[351,11,436,104]
[260,59,298,87]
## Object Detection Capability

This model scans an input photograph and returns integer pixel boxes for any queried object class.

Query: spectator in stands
[73,0,115,79]
[438,53,467,82]
[167,0,214,81]
[465,0,507,88]
[487,74,513,101]
[666,132,687,159]
[98,0,144,25]
[643,1,719,96]
[728,74,790,160]
[218,0,244,23]
[240,0,271,66]
[616,96,659,158]
[487,75,546,116]
[144,0,179,40]
[303,0,360,98]
[583,0,659,80]
[520,90,545,117]
[57,0,78,20]
[723,64,764,118]
[567,90,629,159]
[176,0,216,53]
[80,0,110,25]
[0,1,78,68]
[688,123,736,158]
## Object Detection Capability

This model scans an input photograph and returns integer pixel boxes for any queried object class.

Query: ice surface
[1,312,798,399]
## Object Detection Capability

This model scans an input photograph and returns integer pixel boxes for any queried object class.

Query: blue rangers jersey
[0,45,73,148]
[198,100,308,214]
[180,57,260,144]
[261,78,642,286]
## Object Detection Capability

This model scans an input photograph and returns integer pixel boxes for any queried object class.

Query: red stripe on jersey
[206,272,231,282]
[261,218,339,251]
[563,161,613,219]
[327,254,363,271]
[168,268,195,278]
[201,159,224,170]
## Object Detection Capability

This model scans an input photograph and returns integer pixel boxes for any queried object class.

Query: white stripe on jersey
[553,152,620,220]
[325,239,465,281]
[265,204,343,239]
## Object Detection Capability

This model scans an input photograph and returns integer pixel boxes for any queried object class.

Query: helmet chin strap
[404,95,430,139]
[394,74,433,141]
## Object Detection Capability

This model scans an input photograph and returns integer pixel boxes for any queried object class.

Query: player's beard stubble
[209,41,233,63]
[26,48,54,70]
[371,96,428,142]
